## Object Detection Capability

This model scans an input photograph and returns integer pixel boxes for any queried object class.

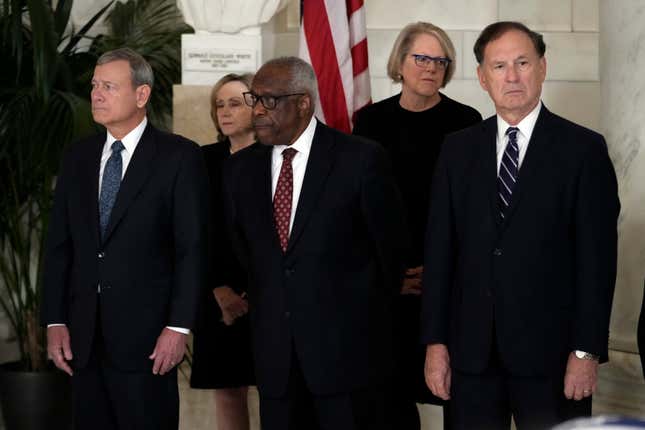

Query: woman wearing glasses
[353,22,482,430]
[190,73,256,430]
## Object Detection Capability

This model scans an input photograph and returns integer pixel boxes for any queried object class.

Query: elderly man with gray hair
[42,48,209,429]
[220,56,407,429]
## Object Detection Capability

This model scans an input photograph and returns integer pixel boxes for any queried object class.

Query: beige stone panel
[370,77,395,103]
[286,0,300,30]
[499,0,572,31]
[366,0,431,30]
[462,31,480,79]
[366,30,399,78]
[262,32,299,62]
[541,81,600,132]
[447,30,464,80]
[419,403,444,428]
[573,0,599,32]
[442,78,496,119]
[543,32,599,81]
[366,0,497,31]
[594,350,645,417]
[173,85,218,146]
[425,0,498,30]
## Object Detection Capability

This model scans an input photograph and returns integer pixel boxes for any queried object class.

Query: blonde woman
[190,73,256,430]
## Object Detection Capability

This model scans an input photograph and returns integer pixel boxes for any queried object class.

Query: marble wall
[594,0,645,416]
[174,0,602,145]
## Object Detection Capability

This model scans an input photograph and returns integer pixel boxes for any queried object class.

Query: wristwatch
[574,350,600,361]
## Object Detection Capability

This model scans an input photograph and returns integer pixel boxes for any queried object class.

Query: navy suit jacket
[41,123,209,371]
[221,121,407,396]
[421,105,620,376]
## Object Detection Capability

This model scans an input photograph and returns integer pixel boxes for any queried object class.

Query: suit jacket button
[284,311,290,319]
[98,251,105,259]
[493,248,502,256]
[285,268,294,277]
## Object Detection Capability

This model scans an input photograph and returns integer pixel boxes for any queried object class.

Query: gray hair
[262,56,318,102]
[97,47,154,89]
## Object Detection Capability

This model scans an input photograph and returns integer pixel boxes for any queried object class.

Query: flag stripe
[299,0,371,133]
[303,0,351,133]
[351,39,368,76]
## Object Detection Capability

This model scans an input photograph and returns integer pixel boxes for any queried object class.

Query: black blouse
[353,92,482,266]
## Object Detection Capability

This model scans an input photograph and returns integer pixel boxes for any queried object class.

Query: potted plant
[0,1,191,428]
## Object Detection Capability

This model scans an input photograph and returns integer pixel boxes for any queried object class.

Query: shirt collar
[496,102,542,143]
[272,116,317,158]
[105,116,148,154]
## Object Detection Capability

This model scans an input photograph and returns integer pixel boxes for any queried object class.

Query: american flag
[299,0,371,133]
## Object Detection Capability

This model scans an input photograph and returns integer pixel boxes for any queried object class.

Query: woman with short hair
[354,22,482,430]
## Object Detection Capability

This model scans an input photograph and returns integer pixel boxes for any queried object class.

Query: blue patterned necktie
[99,140,125,238]
[498,127,519,219]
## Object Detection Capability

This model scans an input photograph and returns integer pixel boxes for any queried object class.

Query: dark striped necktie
[498,127,519,219]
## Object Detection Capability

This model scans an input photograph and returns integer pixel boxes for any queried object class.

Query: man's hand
[213,286,249,325]
[424,343,451,400]
[47,326,73,376]
[149,328,187,375]
[564,351,598,400]
[401,266,423,295]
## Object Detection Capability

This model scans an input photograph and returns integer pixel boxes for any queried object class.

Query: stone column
[594,0,645,416]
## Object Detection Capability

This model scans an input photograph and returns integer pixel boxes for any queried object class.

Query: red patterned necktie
[273,148,298,252]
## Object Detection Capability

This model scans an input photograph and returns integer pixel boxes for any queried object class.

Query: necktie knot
[505,127,519,141]
[112,140,125,153]
[282,147,297,162]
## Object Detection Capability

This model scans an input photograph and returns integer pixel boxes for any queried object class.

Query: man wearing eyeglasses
[421,22,619,429]
[219,56,406,429]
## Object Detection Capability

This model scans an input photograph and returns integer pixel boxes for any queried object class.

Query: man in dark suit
[41,48,209,429]
[221,56,406,430]
[421,22,620,430]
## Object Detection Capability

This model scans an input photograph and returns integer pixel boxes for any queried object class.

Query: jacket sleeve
[168,142,210,330]
[420,137,457,345]
[40,150,75,326]
[571,135,620,361]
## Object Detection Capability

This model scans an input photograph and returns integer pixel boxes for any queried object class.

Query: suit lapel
[83,135,104,248]
[286,123,334,254]
[500,105,555,227]
[480,118,501,228]
[102,124,157,243]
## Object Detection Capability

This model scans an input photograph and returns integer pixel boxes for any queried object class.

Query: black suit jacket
[41,123,209,371]
[421,105,620,376]
[221,121,407,397]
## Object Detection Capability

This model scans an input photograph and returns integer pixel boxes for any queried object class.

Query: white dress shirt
[495,102,542,173]
[50,116,188,335]
[270,116,317,234]
[98,117,147,194]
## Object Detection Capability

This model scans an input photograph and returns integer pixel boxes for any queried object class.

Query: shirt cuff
[166,326,190,335]
[47,324,66,328]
